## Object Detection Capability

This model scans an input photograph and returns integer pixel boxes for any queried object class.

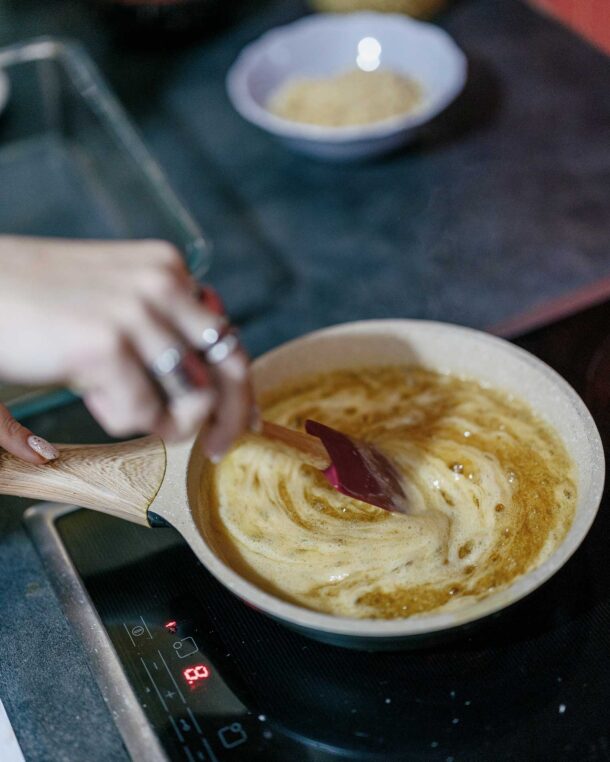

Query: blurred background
[1,0,608,361]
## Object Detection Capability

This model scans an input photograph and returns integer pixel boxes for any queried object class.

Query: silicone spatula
[260,419,409,514]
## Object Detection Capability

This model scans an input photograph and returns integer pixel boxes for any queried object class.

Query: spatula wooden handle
[261,421,330,469]
[0,436,166,526]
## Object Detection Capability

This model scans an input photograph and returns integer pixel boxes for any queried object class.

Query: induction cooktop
[24,291,610,762]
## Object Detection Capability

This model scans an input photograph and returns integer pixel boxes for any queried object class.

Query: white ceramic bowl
[226,13,467,160]
[190,321,605,649]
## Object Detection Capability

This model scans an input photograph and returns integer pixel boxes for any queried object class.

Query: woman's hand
[0,236,254,464]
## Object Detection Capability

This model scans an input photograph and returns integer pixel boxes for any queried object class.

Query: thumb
[0,403,59,464]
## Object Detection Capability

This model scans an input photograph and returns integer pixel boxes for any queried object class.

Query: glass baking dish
[0,37,209,419]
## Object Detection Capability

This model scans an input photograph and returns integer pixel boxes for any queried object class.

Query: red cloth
[528,0,610,54]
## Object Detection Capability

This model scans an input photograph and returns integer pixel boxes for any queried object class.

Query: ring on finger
[199,325,240,366]
[198,317,228,353]
[150,345,194,398]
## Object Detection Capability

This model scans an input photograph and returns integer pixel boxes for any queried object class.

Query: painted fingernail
[27,435,59,461]
[199,285,226,316]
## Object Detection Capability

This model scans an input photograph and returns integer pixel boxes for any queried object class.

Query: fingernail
[209,451,224,464]
[27,435,59,461]
[199,285,226,317]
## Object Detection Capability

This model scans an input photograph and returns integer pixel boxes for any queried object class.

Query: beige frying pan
[0,320,605,649]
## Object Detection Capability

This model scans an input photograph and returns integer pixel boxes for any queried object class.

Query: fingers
[79,328,166,438]
[0,403,58,464]
[164,287,253,459]
[120,305,212,441]
[78,312,219,444]
[194,288,258,455]
[61,240,255,453]
[132,255,254,457]
[1,236,253,456]
[204,348,254,462]
[155,389,217,443]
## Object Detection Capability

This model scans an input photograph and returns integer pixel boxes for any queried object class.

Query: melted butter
[197,367,576,620]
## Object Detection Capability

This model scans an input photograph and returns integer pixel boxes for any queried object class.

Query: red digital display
[183,664,210,687]
[164,620,177,634]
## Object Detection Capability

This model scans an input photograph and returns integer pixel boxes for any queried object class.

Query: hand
[0,236,254,464]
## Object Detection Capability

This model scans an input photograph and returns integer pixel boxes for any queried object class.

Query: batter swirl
[199,367,576,619]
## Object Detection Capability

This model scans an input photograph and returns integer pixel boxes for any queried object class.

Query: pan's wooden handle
[0,436,166,526]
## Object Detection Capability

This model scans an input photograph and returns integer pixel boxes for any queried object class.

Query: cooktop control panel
[54,508,309,761]
[119,611,253,760]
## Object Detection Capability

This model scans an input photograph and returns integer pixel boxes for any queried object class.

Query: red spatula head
[305,419,409,514]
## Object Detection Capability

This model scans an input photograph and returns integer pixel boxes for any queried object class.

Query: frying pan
[0,321,605,649]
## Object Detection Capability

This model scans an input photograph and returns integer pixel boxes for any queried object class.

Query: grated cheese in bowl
[267,69,423,128]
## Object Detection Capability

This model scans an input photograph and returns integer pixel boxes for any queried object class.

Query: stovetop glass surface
[55,300,610,762]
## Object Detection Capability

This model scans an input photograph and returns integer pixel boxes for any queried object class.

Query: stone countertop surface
[0,0,609,759]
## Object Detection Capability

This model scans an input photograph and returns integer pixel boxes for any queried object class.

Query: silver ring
[198,320,228,353]
[203,331,240,366]
[151,345,193,398]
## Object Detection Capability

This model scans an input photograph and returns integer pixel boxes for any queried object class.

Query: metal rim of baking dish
[0,68,9,116]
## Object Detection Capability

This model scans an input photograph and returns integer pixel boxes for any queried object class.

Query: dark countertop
[0,1,609,759]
